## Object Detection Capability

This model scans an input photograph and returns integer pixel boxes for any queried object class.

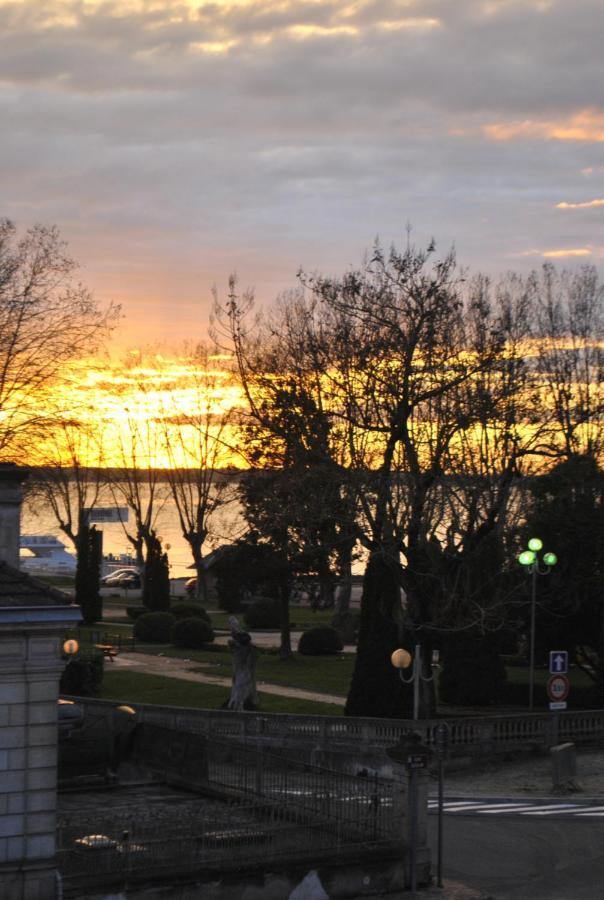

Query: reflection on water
[22,480,245,579]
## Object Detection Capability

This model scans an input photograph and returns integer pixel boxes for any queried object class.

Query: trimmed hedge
[133,611,176,643]
[298,626,343,656]
[171,617,215,649]
[171,603,211,623]
[244,598,281,630]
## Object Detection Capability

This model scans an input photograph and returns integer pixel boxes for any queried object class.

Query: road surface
[428,800,604,899]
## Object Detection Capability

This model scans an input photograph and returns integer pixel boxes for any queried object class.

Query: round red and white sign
[547,674,570,702]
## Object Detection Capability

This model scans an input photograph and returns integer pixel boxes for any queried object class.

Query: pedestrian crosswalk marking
[428,799,604,818]
[515,804,579,815]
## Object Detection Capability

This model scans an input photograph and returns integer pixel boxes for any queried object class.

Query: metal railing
[204,736,395,840]
[57,733,399,896]
[65,696,604,756]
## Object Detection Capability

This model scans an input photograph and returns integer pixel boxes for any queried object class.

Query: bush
[171,603,211,623]
[126,605,147,621]
[60,651,104,696]
[298,626,343,656]
[133,611,176,643]
[244,597,281,630]
[170,617,215,649]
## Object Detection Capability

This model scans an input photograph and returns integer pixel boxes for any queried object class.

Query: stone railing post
[0,599,80,900]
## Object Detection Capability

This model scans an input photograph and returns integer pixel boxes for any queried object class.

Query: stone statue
[226,616,258,711]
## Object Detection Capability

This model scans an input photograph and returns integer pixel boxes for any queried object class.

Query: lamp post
[518,537,558,710]
[390,646,433,894]
[391,644,433,721]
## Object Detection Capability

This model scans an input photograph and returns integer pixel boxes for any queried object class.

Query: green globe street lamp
[518,537,558,710]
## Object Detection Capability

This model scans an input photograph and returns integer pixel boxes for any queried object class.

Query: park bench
[94,643,119,662]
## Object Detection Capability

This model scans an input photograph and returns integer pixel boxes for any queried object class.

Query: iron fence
[204,737,395,842]
[57,734,399,896]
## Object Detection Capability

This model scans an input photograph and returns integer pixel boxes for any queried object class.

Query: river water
[21,481,246,579]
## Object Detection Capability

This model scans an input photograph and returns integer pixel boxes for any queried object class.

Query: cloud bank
[1,0,602,343]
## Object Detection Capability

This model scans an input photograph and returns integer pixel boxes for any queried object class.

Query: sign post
[548,651,570,710]
[385,734,430,897]
[547,675,569,709]
[407,751,426,896]
[434,723,449,889]
[549,650,568,675]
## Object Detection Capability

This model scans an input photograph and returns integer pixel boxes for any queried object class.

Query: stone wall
[0,618,78,900]
[0,464,27,569]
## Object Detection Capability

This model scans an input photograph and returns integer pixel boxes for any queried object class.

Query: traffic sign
[547,674,570,703]
[549,701,567,711]
[407,754,428,770]
[549,650,568,675]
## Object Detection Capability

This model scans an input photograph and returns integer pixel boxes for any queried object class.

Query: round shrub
[133,611,176,643]
[171,603,211,623]
[298,626,343,656]
[171,617,214,649]
[126,605,147,621]
[244,597,281,630]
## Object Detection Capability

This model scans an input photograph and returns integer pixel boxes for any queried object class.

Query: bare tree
[106,354,170,570]
[533,264,604,461]
[300,240,509,717]
[159,345,236,604]
[29,419,108,550]
[213,282,360,658]
[0,219,119,460]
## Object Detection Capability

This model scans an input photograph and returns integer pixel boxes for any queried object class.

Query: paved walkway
[112,651,347,706]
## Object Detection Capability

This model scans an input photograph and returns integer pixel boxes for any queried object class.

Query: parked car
[184,576,197,598]
[102,569,141,589]
[101,567,139,585]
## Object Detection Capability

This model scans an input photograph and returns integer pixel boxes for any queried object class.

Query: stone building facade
[0,465,80,899]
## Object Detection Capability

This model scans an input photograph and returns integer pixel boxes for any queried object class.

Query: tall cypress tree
[143,531,170,611]
[75,523,103,625]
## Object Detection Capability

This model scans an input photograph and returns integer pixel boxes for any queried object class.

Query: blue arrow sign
[549,650,568,674]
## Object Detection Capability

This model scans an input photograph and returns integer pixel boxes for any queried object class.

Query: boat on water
[20,535,137,577]
[20,535,77,575]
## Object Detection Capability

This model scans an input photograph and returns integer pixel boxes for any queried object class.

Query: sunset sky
[1,0,603,347]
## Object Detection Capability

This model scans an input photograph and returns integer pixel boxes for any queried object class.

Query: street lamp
[518,537,558,710]
[391,644,433,721]
[63,638,79,656]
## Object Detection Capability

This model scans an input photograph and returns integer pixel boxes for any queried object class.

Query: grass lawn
[203,605,335,631]
[101,670,343,716]
[131,644,354,697]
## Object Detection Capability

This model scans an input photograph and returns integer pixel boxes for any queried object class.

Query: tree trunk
[345,552,413,718]
[192,547,209,605]
[226,619,258,711]
[279,581,292,659]
[335,540,354,616]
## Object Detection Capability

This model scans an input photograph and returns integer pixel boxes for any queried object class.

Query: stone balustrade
[65,697,604,758]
